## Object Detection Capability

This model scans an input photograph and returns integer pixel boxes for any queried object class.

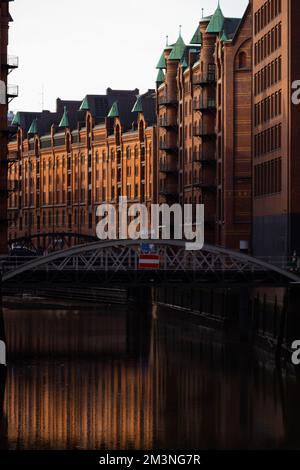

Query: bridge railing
[1,250,273,274]
[1,241,300,285]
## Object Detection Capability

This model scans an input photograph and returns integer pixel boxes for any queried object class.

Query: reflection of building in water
[0,367,6,447]
[153,318,292,450]
[4,360,154,450]
[2,306,300,450]
[3,308,128,358]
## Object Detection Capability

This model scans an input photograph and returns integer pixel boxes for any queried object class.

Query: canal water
[0,301,299,450]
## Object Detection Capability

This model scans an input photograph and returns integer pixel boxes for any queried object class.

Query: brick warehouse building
[252,0,300,258]
[156,3,252,249]
[7,89,157,247]
[0,0,17,255]
[6,0,300,257]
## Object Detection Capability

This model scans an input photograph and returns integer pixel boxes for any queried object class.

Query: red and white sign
[139,254,160,270]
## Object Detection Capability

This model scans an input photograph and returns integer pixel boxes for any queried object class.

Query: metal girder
[2,240,300,287]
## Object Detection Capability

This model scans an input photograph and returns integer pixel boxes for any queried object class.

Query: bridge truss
[2,240,300,287]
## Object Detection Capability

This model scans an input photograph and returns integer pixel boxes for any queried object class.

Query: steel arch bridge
[8,233,98,253]
[2,240,300,287]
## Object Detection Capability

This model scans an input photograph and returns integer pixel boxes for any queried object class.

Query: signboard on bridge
[138,254,160,270]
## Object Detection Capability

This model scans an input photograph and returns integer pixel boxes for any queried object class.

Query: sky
[8,0,249,113]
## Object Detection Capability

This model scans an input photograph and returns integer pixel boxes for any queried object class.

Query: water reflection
[0,304,299,450]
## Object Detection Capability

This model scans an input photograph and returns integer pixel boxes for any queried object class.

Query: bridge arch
[9,233,98,253]
[2,240,300,285]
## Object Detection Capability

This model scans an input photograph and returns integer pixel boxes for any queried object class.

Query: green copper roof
[190,27,202,45]
[206,2,225,33]
[156,69,165,84]
[181,57,188,69]
[80,96,90,111]
[28,118,38,135]
[132,96,143,113]
[108,101,119,118]
[156,51,166,69]
[168,34,186,61]
[12,112,21,126]
[220,30,229,42]
[59,106,69,128]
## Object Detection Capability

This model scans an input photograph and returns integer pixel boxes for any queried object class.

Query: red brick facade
[157,4,253,250]
[7,91,157,247]
[7,0,300,257]
[0,1,14,254]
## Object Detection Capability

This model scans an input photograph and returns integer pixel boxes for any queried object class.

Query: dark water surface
[0,303,300,450]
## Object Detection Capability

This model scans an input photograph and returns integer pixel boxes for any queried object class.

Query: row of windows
[254,22,281,66]
[254,157,282,197]
[20,210,93,230]
[254,90,281,126]
[254,123,281,158]
[254,56,281,95]
[14,145,150,170]
[23,185,147,205]
[254,0,282,35]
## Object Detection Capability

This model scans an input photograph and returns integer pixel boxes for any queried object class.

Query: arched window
[238,51,247,69]
[134,145,138,159]
[126,147,131,160]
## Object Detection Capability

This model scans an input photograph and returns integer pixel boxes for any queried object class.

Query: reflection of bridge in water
[3,240,300,287]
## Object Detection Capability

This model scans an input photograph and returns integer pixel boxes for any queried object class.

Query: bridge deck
[1,240,300,287]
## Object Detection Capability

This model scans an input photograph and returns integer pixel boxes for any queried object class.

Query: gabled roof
[132,95,143,113]
[80,96,90,111]
[134,89,156,125]
[181,57,188,69]
[59,106,70,128]
[10,89,146,140]
[221,18,241,41]
[156,51,166,69]
[108,101,119,118]
[206,3,225,33]
[28,118,38,135]
[168,34,186,61]
[220,30,229,42]
[156,69,165,84]
[12,111,40,129]
[190,27,202,45]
